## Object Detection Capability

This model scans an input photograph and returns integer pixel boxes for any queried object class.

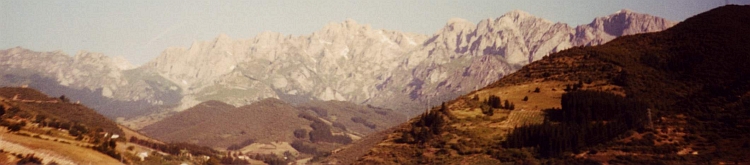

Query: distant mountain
[140,98,406,151]
[141,9,674,116]
[0,48,182,119]
[0,9,675,121]
[348,5,750,164]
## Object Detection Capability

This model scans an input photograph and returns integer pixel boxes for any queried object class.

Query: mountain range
[342,5,750,164]
[0,9,675,124]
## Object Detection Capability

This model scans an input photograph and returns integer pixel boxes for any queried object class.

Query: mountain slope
[140,98,307,148]
[138,99,406,163]
[296,100,407,136]
[351,5,750,164]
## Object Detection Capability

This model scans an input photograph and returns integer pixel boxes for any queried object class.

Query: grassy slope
[0,87,123,135]
[0,131,122,164]
[354,5,750,164]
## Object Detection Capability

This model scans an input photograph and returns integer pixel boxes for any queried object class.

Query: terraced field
[503,110,545,127]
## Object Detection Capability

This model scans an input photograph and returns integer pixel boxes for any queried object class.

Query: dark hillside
[139,100,235,137]
[491,5,750,104]
[486,5,750,163]
[357,5,750,164]
[141,98,310,148]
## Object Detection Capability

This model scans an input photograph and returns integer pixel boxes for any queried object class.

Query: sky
[2,0,747,66]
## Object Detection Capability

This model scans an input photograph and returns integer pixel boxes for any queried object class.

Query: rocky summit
[0,9,675,118]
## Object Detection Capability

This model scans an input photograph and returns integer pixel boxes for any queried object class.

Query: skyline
[2,1,745,66]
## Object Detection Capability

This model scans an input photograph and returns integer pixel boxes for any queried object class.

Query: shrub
[293,129,308,139]
[374,110,388,116]
[308,121,352,144]
[351,117,366,123]
[17,154,43,165]
[8,122,23,132]
[486,95,502,108]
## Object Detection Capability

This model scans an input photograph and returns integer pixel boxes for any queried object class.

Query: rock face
[0,48,143,100]
[0,9,675,117]
[574,9,679,46]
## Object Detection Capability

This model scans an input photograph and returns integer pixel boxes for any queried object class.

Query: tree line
[503,90,648,157]
[397,102,451,144]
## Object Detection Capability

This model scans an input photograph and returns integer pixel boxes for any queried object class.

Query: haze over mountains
[6,4,747,164]
[0,9,674,121]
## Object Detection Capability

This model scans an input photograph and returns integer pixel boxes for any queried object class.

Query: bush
[308,121,352,144]
[351,117,366,123]
[332,122,347,131]
[17,154,43,165]
[486,95,502,108]
[8,122,23,132]
[481,104,494,116]
[293,129,308,139]
[374,110,388,116]
[290,140,322,155]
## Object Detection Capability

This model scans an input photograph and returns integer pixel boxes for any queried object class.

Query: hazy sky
[2,0,746,65]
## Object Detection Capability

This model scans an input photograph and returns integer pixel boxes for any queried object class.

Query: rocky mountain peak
[253,31,288,44]
[73,50,135,70]
[577,9,677,45]
[110,56,136,70]
[444,18,475,31]
[318,19,372,35]
[73,50,107,62]
[495,10,551,24]
[213,33,233,45]
[502,9,534,20]
[7,46,30,54]
[615,9,634,14]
